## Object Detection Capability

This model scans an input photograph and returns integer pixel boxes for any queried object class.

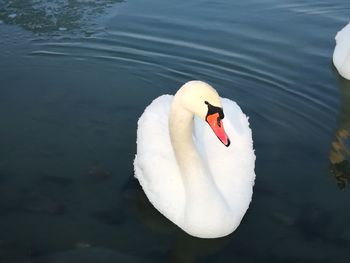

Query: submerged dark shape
[329,75,350,189]
[0,0,123,33]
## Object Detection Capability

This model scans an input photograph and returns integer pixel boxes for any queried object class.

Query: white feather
[333,22,350,80]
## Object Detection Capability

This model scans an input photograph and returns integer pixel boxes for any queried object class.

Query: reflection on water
[330,76,350,189]
[0,0,122,33]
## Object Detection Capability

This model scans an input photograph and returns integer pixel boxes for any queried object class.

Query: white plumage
[134,81,256,238]
[333,22,350,80]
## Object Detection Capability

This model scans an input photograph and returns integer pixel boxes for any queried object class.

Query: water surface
[1,0,350,262]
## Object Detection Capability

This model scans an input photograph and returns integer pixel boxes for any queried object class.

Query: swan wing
[134,95,185,224]
[193,98,256,221]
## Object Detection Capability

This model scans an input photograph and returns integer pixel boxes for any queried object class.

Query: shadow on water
[120,178,233,263]
[0,0,123,34]
[329,73,350,189]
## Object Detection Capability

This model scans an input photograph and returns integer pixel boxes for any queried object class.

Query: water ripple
[30,30,293,91]
[30,50,69,57]
[28,9,338,138]
[269,0,350,19]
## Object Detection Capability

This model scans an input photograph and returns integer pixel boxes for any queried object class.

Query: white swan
[333,22,350,80]
[134,81,255,238]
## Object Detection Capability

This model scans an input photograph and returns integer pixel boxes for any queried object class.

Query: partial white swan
[333,22,350,80]
[134,81,255,238]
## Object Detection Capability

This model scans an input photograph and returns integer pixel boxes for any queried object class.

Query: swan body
[134,81,255,238]
[333,22,350,80]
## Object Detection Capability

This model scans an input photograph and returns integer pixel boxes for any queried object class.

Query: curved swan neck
[168,81,222,176]
[169,97,201,174]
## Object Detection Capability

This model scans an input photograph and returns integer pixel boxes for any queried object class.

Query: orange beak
[206,112,230,147]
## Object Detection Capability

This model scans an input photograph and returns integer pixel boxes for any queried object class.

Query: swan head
[174,80,230,147]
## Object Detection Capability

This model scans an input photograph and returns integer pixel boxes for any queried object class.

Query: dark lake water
[1,0,350,262]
